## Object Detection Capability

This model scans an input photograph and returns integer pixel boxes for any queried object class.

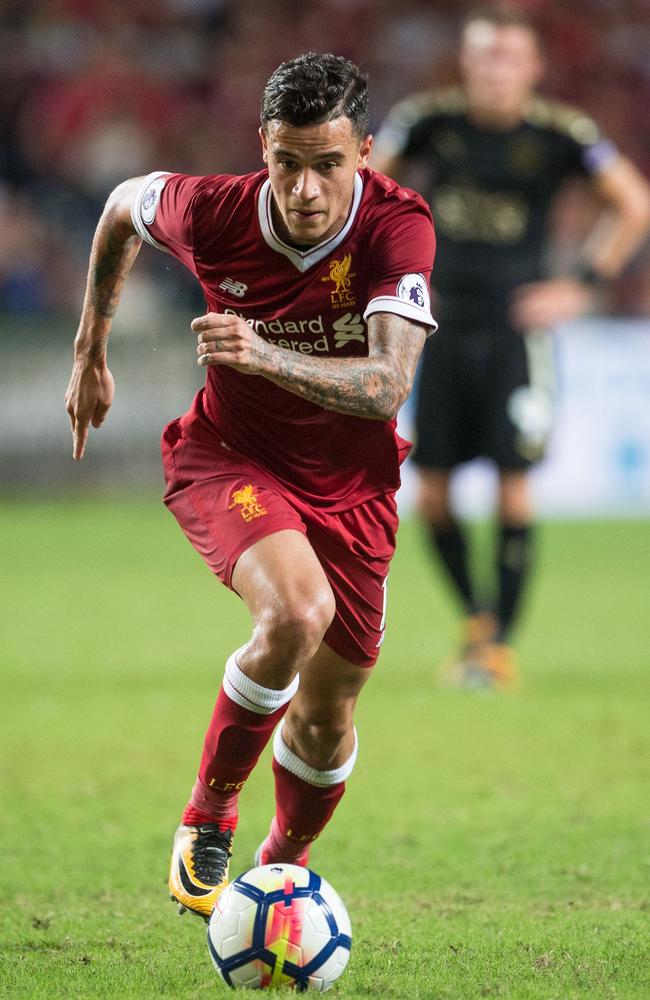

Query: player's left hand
[192,313,268,373]
[509,278,593,332]
[65,356,115,461]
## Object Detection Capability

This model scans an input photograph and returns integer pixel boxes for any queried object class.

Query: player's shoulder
[180,169,266,207]
[360,168,433,224]
[163,170,266,238]
[384,86,468,127]
[523,96,602,145]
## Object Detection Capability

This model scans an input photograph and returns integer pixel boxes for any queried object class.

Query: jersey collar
[257,172,363,272]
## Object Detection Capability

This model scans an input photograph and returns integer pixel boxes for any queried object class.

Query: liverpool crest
[322,253,356,309]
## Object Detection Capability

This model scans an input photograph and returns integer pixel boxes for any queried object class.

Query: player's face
[460,22,543,122]
[260,118,372,246]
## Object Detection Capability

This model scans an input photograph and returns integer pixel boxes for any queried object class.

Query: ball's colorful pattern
[207,863,352,991]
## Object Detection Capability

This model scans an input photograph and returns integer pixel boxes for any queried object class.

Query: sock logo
[286,828,318,843]
[208,778,245,792]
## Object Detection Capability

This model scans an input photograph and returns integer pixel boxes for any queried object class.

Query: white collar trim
[257,172,363,272]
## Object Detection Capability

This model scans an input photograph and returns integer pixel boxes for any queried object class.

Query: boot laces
[192,825,232,883]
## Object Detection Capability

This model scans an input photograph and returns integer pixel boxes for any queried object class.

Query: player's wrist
[253,335,278,375]
[73,334,108,366]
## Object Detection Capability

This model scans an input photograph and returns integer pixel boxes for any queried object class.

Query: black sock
[496,523,534,640]
[429,521,477,614]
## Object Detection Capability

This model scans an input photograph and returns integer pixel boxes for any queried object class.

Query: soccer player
[372,6,650,688]
[65,54,436,920]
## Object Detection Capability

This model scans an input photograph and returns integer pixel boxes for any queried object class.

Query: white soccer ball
[207,863,352,991]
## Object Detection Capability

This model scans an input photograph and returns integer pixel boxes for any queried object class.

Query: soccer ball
[207,863,352,991]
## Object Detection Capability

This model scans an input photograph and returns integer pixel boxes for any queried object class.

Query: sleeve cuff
[130,171,172,251]
[363,295,438,335]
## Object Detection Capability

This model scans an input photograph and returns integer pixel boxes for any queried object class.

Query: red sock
[260,722,358,863]
[181,649,298,831]
[269,759,345,859]
[181,692,286,831]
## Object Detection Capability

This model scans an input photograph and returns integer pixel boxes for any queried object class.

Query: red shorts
[161,410,399,668]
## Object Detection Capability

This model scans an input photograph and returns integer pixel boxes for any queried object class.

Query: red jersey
[131,167,436,510]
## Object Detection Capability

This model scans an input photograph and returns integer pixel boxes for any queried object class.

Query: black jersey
[375,88,617,321]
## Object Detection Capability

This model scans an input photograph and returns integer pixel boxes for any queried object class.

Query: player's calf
[255,721,359,867]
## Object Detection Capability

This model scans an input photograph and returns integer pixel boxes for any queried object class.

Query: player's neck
[269,201,316,250]
[466,100,529,131]
[269,196,350,251]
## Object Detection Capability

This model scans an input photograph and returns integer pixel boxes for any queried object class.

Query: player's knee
[277,588,336,651]
[418,484,452,525]
[259,586,336,662]
[498,473,532,523]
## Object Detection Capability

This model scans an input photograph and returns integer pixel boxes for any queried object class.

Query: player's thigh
[416,467,453,523]
[162,418,307,589]
[300,493,398,669]
[232,529,335,632]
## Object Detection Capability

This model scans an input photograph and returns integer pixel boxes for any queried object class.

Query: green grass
[1,499,648,999]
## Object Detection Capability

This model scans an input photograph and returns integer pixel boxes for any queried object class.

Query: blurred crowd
[1,0,649,318]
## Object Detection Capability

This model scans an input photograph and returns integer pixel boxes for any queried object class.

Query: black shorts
[411,322,555,471]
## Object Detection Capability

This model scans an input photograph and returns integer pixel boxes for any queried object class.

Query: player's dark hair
[261,53,369,140]
[462,4,543,49]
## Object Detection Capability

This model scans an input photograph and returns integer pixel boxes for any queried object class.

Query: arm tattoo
[91,229,141,318]
[88,337,108,362]
[260,312,427,420]
[75,194,142,362]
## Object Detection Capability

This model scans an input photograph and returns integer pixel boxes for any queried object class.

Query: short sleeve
[131,172,209,274]
[562,115,618,178]
[364,196,437,333]
[373,96,435,162]
[581,136,618,176]
[531,102,619,179]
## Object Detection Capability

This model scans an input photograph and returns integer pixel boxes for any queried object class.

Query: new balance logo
[219,278,248,297]
[333,312,365,347]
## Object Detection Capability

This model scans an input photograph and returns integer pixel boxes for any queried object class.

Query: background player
[65,53,436,919]
[373,4,650,688]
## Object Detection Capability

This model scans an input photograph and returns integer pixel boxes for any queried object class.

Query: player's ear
[357,134,373,169]
[259,127,269,164]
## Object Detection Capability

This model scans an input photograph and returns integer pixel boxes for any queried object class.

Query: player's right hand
[192,312,268,374]
[65,358,115,460]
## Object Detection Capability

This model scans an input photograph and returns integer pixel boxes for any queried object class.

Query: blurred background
[1,0,649,513]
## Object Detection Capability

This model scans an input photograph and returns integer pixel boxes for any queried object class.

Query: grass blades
[1,500,648,998]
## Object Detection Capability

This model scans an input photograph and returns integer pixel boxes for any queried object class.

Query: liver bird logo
[228,484,268,522]
[327,253,353,293]
[229,484,256,507]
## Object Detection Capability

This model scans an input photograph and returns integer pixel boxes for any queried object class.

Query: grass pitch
[1,499,648,999]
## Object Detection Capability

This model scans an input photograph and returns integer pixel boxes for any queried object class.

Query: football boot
[441,640,520,691]
[439,611,497,688]
[169,823,233,920]
[476,641,520,690]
